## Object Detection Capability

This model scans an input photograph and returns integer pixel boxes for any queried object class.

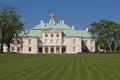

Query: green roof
[32,23,72,30]
[62,30,92,37]
[21,22,92,38]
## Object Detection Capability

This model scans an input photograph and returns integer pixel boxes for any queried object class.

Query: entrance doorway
[62,47,66,53]
[50,47,54,53]
[56,47,59,53]
[45,47,48,53]
[38,47,42,53]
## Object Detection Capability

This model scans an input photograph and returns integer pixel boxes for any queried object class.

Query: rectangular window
[73,47,75,52]
[73,39,75,44]
[12,47,14,51]
[17,40,20,44]
[91,39,94,44]
[29,39,31,44]
[17,47,20,52]
[29,47,31,52]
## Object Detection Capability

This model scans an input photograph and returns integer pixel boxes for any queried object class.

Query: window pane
[17,40,20,44]
[73,47,75,52]
[29,47,31,52]
[73,39,75,44]
[17,47,20,52]
[12,47,14,51]
[29,39,31,44]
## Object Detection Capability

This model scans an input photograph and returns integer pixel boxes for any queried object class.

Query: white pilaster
[48,47,51,53]
[43,47,45,53]
[60,47,62,53]
[54,47,56,53]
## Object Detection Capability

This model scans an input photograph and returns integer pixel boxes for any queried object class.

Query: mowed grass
[0,54,120,80]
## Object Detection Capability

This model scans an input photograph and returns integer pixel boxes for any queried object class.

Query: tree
[0,3,25,53]
[0,4,8,53]
[89,20,120,52]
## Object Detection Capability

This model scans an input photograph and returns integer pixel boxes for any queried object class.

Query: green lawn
[0,54,120,80]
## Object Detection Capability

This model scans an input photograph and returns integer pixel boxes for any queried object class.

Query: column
[54,47,56,53]
[48,47,51,53]
[60,47,62,53]
[43,47,45,53]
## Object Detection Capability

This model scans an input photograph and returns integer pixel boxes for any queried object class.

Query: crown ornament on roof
[49,13,55,24]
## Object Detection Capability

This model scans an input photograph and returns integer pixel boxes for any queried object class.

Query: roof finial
[49,13,55,24]
[49,13,55,21]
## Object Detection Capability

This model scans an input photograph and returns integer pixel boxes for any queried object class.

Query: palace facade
[4,14,95,54]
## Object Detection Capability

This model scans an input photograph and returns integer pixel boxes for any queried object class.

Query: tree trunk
[7,44,10,53]
[0,41,3,53]
[7,36,11,53]
[0,32,5,53]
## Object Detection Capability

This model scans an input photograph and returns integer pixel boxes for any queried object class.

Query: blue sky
[0,0,120,30]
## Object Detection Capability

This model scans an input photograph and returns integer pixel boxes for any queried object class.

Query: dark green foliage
[89,20,120,52]
[0,3,25,53]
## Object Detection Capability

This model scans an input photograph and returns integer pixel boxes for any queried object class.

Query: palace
[4,14,95,54]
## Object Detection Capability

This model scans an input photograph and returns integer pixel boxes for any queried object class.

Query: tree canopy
[0,3,25,53]
[89,20,120,52]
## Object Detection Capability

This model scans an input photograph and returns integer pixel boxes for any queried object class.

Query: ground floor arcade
[38,46,66,54]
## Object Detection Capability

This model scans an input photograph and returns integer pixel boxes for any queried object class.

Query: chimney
[72,25,75,30]
[59,20,62,24]
[61,20,64,24]
[86,28,89,32]
[40,20,44,25]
